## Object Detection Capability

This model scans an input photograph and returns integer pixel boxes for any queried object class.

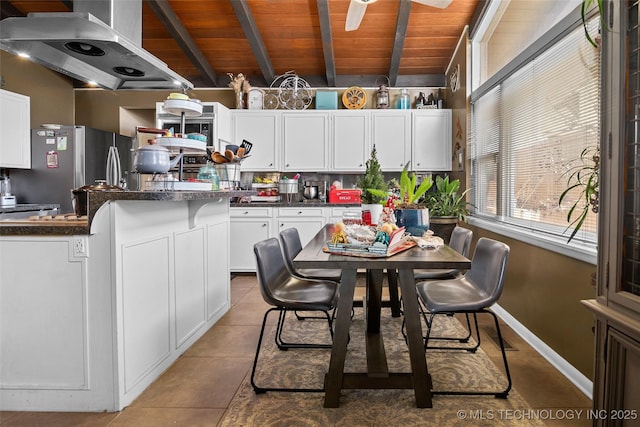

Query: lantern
[376,84,389,109]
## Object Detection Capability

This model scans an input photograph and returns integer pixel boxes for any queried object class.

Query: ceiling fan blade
[411,0,453,9]
[345,0,368,31]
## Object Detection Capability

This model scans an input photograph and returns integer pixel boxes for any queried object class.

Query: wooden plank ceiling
[1,0,481,89]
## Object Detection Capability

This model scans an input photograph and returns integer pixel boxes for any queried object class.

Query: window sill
[466,216,597,265]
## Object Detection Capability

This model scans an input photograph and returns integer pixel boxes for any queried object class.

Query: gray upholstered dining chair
[413,226,473,281]
[415,226,473,343]
[417,237,512,398]
[251,237,338,394]
[280,227,342,283]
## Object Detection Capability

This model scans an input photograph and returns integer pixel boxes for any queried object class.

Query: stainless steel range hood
[0,0,193,90]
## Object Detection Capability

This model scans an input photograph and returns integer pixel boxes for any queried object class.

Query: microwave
[156,102,216,149]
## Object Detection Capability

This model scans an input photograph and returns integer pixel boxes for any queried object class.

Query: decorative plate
[342,86,367,109]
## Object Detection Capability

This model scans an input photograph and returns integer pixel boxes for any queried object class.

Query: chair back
[280,228,303,274]
[254,238,294,307]
[449,226,473,257]
[465,237,510,306]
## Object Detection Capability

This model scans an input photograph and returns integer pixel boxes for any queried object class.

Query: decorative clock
[342,86,367,109]
[247,88,264,110]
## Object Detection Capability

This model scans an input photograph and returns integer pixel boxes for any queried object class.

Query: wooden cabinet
[0,89,30,169]
[411,110,452,171]
[282,112,329,171]
[331,111,370,172]
[583,1,640,421]
[232,111,280,171]
[229,207,273,271]
[371,110,411,171]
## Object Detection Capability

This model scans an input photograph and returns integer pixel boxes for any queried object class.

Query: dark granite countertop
[1,190,254,236]
[0,203,60,214]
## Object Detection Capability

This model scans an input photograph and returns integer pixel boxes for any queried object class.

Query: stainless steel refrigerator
[11,126,133,213]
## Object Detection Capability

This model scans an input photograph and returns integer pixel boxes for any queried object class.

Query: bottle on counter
[437,88,444,109]
[197,162,219,190]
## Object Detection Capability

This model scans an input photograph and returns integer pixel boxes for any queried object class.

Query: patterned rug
[220,308,544,427]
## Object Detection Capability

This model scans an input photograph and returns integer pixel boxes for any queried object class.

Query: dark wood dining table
[293,224,472,408]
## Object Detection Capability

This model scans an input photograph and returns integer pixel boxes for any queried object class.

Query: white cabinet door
[0,89,30,169]
[282,112,329,171]
[229,214,272,272]
[411,110,452,171]
[278,218,326,247]
[232,111,279,171]
[278,207,327,247]
[331,111,370,172]
[371,110,411,171]
[206,221,229,320]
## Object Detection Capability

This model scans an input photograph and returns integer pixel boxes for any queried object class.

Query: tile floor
[0,274,592,426]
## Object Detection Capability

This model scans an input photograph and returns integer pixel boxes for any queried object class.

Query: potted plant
[393,162,433,236]
[357,145,388,225]
[424,175,470,244]
[558,145,599,242]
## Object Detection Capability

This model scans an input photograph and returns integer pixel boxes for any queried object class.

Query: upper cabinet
[411,110,452,171]
[331,111,370,172]
[282,112,329,172]
[371,110,411,171]
[0,90,31,169]
[231,111,280,171]
[227,108,452,173]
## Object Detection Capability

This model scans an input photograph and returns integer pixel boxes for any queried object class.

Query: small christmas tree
[357,145,388,204]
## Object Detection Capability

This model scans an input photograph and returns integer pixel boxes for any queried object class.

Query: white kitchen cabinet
[411,110,452,171]
[232,111,280,171]
[331,111,370,172]
[282,112,329,172]
[0,89,30,169]
[277,207,326,247]
[371,110,411,171]
[230,207,273,271]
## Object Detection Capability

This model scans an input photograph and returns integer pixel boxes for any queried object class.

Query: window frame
[469,3,600,265]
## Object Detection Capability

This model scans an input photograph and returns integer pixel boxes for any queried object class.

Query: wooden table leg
[397,268,432,408]
[366,269,384,333]
[386,269,402,317]
[324,268,357,408]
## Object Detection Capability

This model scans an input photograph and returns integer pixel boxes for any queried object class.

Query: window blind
[471,20,600,244]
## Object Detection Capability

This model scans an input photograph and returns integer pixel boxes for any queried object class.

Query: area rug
[220,309,544,427]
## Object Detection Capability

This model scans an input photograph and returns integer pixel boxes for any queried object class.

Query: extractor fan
[346,0,454,31]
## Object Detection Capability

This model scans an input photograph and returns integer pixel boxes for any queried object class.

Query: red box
[329,189,361,204]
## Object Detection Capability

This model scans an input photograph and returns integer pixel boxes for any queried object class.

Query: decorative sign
[46,151,59,168]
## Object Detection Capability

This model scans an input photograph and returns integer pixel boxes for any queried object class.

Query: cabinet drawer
[278,207,325,217]
[230,207,273,218]
[330,207,362,217]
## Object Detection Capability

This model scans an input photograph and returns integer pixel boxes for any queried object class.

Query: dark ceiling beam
[1,1,24,19]
[61,1,73,11]
[316,0,336,87]
[388,0,411,86]
[146,0,218,87]
[231,0,275,85]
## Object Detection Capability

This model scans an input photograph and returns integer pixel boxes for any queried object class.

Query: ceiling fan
[345,0,454,31]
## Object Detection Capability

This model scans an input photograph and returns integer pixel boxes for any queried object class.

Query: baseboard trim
[491,304,593,400]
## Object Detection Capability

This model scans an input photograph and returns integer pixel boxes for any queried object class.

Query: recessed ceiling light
[88,81,97,86]
[17,52,30,58]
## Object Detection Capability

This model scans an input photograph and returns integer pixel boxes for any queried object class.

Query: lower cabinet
[230,207,273,272]
[231,206,362,272]
[277,207,327,247]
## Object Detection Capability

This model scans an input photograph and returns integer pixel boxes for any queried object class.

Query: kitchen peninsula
[0,190,251,411]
